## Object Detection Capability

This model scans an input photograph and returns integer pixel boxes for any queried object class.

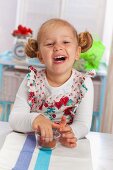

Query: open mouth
[54,56,66,62]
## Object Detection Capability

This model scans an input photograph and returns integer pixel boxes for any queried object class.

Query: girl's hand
[59,125,77,148]
[32,114,59,142]
[59,116,77,148]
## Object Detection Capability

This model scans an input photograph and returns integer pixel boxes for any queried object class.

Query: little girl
[9,18,94,148]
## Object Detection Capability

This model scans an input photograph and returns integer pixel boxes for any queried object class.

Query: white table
[0,122,113,170]
[87,132,113,170]
[0,121,12,149]
[0,131,92,170]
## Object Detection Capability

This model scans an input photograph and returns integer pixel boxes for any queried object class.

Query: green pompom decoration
[74,35,105,71]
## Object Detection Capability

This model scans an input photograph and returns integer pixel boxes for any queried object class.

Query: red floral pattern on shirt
[27,66,95,124]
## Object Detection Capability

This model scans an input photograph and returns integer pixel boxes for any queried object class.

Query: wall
[16,0,106,39]
[0,0,111,64]
[0,0,17,53]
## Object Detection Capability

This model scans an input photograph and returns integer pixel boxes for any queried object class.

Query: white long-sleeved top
[9,68,94,139]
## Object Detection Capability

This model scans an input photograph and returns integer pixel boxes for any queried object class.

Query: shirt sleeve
[9,76,41,133]
[70,77,94,139]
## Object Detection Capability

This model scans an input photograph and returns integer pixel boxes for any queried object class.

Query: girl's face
[38,25,81,76]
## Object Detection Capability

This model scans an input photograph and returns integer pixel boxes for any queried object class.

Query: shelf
[0,51,45,69]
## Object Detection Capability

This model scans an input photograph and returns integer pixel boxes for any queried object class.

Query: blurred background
[0,0,113,133]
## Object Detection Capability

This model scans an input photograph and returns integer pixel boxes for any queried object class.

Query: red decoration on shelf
[12,25,33,37]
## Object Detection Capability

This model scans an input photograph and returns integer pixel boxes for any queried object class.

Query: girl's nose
[53,44,63,52]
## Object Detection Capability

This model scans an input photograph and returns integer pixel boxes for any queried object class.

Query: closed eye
[46,43,54,46]
[63,41,70,44]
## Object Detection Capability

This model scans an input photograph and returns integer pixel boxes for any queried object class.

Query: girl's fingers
[45,127,53,142]
[66,138,76,143]
[52,122,61,129]
[62,132,75,139]
[60,116,67,127]
[64,142,77,148]
[52,116,67,130]
[40,126,46,138]
[59,125,72,133]
[60,137,77,148]
[39,126,53,142]
[61,135,77,143]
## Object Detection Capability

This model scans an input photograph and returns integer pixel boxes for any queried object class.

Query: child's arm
[9,76,51,133]
[9,76,60,141]
[58,77,93,147]
[70,77,94,139]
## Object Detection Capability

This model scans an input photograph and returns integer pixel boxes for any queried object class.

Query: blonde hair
[25,18,93,58]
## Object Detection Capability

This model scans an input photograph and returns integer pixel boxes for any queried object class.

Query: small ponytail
[25,38,38,58]
[78,32,93,53]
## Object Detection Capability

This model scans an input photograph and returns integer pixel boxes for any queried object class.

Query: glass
[13,36,27,60]
[35,130,61,150]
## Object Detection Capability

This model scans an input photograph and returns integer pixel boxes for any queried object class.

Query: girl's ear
[37,51,45,64]
[75,46,81,60]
